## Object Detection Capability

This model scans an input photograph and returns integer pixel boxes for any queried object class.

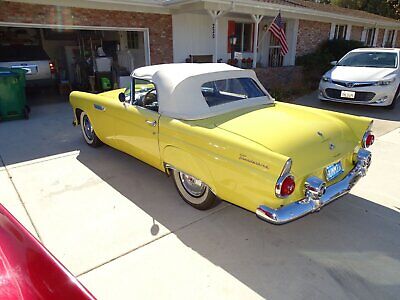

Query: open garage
[0,25,150,94]
[0,1,172,109]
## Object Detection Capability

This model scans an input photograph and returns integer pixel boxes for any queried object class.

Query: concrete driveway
[0,94,399,300]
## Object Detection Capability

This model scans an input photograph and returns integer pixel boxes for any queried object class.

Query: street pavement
[0,93,399,300]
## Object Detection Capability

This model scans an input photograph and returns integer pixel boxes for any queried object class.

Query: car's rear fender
[159,117,290,211]
[162,146,217,193]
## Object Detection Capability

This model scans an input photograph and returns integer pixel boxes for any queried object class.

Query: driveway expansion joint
[0,154,43,242]
[6,150,80,170]
[76,203,230,277]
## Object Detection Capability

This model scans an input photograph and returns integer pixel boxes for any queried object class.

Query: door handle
[94,104,106,111]
[146,120,157,127]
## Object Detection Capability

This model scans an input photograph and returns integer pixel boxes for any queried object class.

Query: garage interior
[0,26,149,105]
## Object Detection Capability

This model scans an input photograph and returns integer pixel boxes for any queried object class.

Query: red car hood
[0,204,95,300]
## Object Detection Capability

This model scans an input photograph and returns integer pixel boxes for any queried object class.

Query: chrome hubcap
[83,115,94,141]
[179,172,206,197]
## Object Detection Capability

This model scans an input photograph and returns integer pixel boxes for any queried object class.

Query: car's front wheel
[80,112,103,147]
[387,95,398,110]
[172,169,218,210]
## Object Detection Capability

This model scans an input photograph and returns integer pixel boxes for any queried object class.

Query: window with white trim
[235,23,253,52]
[365,28,376,46]
[333,24,348,40]
[384,30,396,47]
[228,21,254,53]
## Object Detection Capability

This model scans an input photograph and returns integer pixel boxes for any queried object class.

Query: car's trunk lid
[216,103,357,177]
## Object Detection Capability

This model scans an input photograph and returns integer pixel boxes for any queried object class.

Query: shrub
[296,39,365,89]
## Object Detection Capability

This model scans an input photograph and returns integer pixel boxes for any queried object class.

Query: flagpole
[265,12,279,34]
[257,11,279,50]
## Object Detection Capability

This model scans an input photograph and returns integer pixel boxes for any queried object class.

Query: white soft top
[132,63,272,120]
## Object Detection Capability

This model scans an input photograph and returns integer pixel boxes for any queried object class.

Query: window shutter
[227,20,236,52]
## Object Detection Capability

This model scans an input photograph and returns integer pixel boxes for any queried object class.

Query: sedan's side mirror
[330,61,338,66]
[118,92,126,102]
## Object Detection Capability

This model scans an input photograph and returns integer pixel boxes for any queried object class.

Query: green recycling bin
[0,67,29,121]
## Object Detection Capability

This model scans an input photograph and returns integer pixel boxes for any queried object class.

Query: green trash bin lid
[0,67,27,78]
[0,68,17,77]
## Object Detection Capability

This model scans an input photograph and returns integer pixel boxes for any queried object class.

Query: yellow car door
[113,102,161,170]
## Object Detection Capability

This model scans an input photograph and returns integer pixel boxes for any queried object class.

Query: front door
[113,104,161,169]
[113,79,161,169]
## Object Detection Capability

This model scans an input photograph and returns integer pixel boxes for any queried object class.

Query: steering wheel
[143,88,157,107]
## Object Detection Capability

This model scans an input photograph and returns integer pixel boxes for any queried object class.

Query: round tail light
[276,175,296,198]
[362,132,375,148]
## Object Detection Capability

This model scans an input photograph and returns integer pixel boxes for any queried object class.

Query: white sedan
[319,48,400,109]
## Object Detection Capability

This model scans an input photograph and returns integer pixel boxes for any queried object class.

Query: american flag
[268,12,289,56]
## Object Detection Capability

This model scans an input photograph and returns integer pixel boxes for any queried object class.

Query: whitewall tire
[80,112,102,147]
[172,169,218,210]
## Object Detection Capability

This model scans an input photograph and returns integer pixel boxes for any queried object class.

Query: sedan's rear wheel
[80,112,102,147]
[172,169,217,210]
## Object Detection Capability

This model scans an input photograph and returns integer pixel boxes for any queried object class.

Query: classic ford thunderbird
[70,63,373,224]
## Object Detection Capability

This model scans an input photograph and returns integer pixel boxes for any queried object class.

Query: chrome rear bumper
[256,149,371,225]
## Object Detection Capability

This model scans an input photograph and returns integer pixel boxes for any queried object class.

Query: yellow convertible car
[70,63,374,224]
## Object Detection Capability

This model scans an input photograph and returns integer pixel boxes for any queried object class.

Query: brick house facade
[296,20,331,57]
[0,0,399,69]
[0,1,173,65]
[351,26,364,41]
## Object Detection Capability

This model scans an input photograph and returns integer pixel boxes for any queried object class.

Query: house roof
[165,0,400,27]
[282,0,399,24]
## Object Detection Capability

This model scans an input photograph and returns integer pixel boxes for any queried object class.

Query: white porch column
[383,29,389,47]
[207,10,226,63]
[392,30,398,47]
[329,23,336,40]
[373,28,379,47]
[361,27,367,43]
[251,14,263,69]
[345,24,352,40]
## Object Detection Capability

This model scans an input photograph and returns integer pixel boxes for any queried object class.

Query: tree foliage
[306,0,400,19]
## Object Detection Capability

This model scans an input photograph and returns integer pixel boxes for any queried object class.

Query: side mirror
[118,92,126,102]
[330,61,338,66]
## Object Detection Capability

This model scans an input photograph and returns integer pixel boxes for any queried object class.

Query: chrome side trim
[256,149,371,225]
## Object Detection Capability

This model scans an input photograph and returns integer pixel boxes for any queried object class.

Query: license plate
[340,90,355,99]
[325,161,343,181]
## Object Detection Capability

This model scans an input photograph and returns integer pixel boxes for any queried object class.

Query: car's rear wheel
[172,169,217,210]
[80,112,102,147]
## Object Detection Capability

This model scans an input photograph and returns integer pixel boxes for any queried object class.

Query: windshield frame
[337,51,399,69]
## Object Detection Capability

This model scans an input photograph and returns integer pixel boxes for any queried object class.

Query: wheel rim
[178,172,206,198]
[83,115,94,141]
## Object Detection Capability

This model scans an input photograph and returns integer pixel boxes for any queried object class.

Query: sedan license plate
[340,90,355,99]
[325,161,343,181]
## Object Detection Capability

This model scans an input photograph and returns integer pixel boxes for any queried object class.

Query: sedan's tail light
[49,62,56,74]
[275,159,295,198]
